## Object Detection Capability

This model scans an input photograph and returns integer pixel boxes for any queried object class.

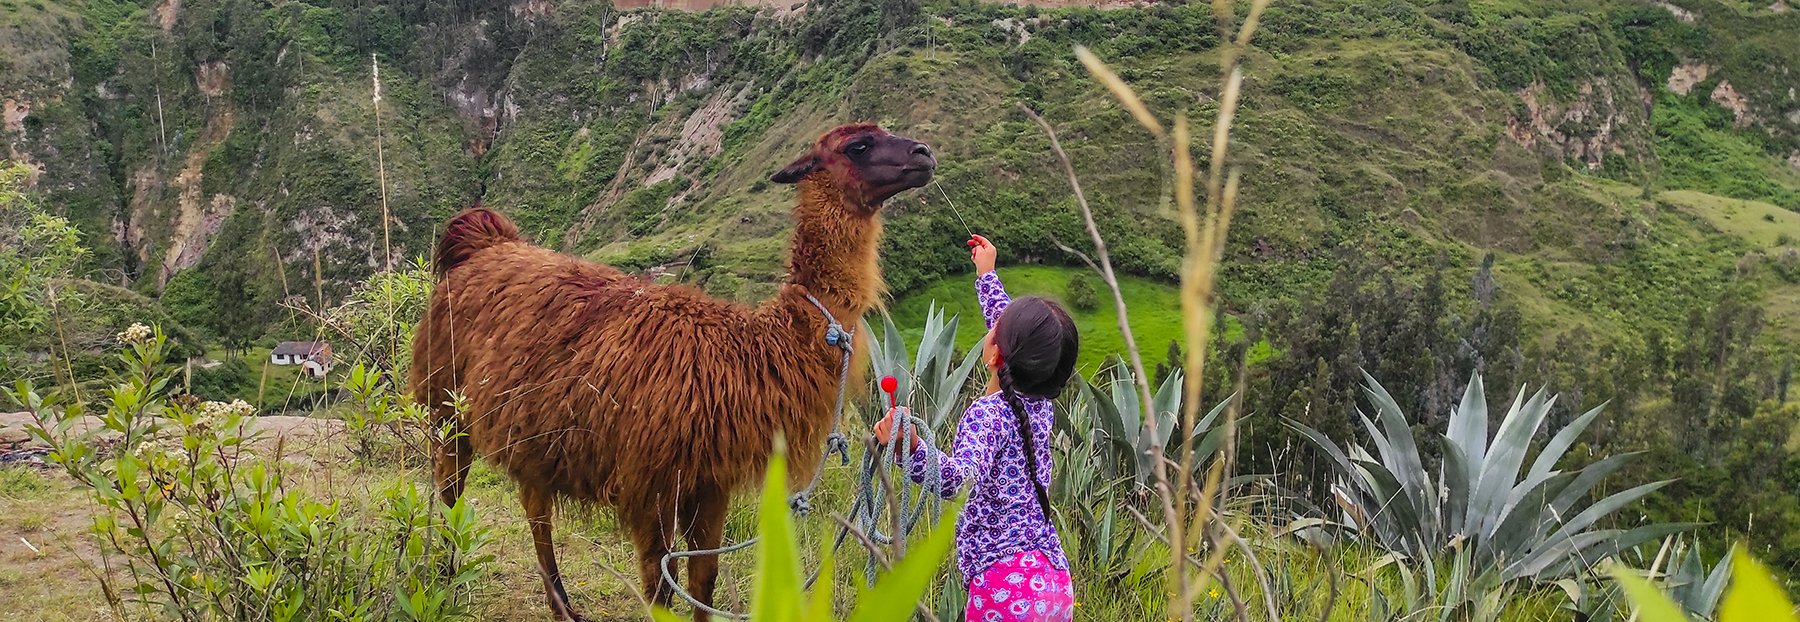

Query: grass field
[1659,190,1800,249]
[888,265,1199,374]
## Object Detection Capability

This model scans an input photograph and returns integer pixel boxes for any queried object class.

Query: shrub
[1067,272,1099,312]
[12,326,494,621]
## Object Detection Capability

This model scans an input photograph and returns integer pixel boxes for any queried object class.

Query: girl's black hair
[992,296,1080,520]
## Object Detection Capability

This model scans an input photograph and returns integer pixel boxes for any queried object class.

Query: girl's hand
[967,234,997,275]
[873,406,919,446]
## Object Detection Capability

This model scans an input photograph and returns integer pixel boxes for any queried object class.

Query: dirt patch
[1666,61,1710,96]
[195,61,229,98]
[2,411,347,462]
[1710,80,1754,127]
[155,107,238,286]
[2,97,28,133]
[156,0,182,32]
[1656,1,1698,22]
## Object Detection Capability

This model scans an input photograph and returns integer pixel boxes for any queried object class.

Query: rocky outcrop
[1666,61,1711,96]
[1506,80,1636,170]
[1710,80,1754,127]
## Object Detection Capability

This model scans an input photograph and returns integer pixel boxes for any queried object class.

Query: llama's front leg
[432,431,472,506]
[630,510,679,610]
[682,492,731,622]
[522,487,585,622]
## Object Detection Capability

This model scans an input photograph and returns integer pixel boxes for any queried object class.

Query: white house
[270,341,332,379]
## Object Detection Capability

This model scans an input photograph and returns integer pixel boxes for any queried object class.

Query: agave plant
[863,304,983,432]
[1290,372,1696,584]
[1060,359,1231,491]
[1663,538,1734,620]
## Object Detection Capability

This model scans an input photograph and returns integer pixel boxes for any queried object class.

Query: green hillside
[0,0,1794,343]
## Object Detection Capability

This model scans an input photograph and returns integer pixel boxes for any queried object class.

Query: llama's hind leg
[680,491,730,622]
[522,486,585,621]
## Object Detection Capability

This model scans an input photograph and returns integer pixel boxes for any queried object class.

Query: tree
[0,163,87,376]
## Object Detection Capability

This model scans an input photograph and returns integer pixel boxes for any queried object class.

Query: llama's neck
[779,178,884,323]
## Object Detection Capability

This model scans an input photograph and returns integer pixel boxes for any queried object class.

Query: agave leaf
[1285,419,1362,486]
[1549,452,1642,518]
[1492,469,1563,537]
[1511,523,1700,582]
[1083,378,1134,462]
[1441,437,1473,540]
[1525,403,1606,484]
[1361,372,1431,516]
[1533,480,1677,561]
[1150,367,1184,449]
[1350,458,1425,555]
[930,339,983,429]
[1698,548,1733,618]
[1190,392,1232,442]
[1480,472,1575,569]
[1191,426,1229,467]
[1446,375,1489,491]
[1471,388,1555,537]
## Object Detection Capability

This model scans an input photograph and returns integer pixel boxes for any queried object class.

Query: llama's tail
[434,206,520,276]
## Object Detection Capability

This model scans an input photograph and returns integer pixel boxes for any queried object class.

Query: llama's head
[770,124,936,211]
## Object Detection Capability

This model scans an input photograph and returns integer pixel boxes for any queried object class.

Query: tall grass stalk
[1040,1,1273,619]
[372,53,399,367]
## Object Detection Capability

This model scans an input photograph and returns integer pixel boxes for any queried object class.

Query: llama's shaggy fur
[409,124,935,621]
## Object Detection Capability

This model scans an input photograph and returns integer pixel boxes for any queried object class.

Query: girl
[874,234,1081,621]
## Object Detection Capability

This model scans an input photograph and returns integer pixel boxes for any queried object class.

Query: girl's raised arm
[968,234,1008,328]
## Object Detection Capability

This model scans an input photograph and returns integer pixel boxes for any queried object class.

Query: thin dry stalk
[1065,0,1270,617]
[1073,47,1165,140]
[1018,105,1182,600]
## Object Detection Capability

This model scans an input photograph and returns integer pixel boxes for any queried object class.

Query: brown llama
[409,124,936,621]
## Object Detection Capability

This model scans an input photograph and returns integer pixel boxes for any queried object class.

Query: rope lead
[660,292,943,620]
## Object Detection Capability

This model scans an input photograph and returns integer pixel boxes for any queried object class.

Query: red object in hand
[880,376,899,410]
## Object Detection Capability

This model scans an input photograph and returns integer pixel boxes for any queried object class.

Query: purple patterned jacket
[902,271,1070,580]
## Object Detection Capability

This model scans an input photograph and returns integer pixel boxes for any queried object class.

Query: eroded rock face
[1711,80,1755,127]
[1667,61,1711,96]
[1506,80,1636,170]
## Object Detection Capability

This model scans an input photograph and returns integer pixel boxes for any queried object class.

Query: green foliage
[865,304,983,433]
[323,258,435,378]
[1292,372,1695,584]
[1066,272,1099,312]
[11,327,494,621]
[1653,94,1800,209]
[1614,547,1796,622]
[0,162,87,371]
[649,443,960,622]
[184,356,253,402]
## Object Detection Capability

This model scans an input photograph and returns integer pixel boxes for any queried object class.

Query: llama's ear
[770,154,819,184]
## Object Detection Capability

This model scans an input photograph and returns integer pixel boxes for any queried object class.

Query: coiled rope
[660,293,943,620]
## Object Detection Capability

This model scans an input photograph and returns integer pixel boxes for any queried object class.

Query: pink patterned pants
[965,550,1074,621]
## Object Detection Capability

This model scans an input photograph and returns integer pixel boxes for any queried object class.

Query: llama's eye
[845,142,870,156]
